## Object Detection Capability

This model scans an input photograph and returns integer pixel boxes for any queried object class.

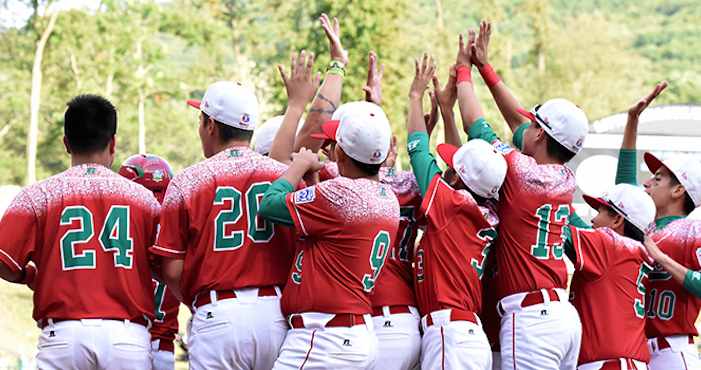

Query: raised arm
[294,14,348,153]
[455,30,485,133]
[471,20,526,133]
[408,54,436,135]
[363,51,384,106]
[643,236,701,298]
[432,65,461,146]
[615,81,667,185]
[269,51,321,164]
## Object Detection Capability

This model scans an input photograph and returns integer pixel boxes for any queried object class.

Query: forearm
[259,179,295,226]
[407,131,442,197]
[269,104,305,165]
[440,107,462,146]
[683,270,701,298]
[295,74,343,153]
[655,253,690,289]
[466,117,499,144]
[408,96,426,134]
[0,263,22,284]
[162,258,184,302]
[456,78,485,134]
[622,114,639,150]
[485,81,527,133]
[615,149,638,185]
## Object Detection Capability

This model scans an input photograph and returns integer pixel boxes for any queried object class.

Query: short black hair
[202,112,254,143]
[64,94,117,154]
[349,157,382,176]
[544,133,576,164]
[623,219,645,244]
[668,173,696,215]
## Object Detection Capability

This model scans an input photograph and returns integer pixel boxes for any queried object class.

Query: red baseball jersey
[0,164,159,322]
[569,227,652,364]
[319,161,339,182]
[493,149,575,299]
[481,253,501,351]
[372,168,421,309]
[281,176,400,315]
[413,175,498,316]
[151,277,179,350]
[645,218,701,338]
[151,147,296,306]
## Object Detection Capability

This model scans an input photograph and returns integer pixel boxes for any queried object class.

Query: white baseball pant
[372,306,421,370]
[499,289,582,370]
[492,351,501,370]
[188,287,288,370]
[648,335,700,370]
[36,319,151,370]
[151,339,175,370]
[420,309,492,370]
[272,312,377,370]
[578,359,647,370]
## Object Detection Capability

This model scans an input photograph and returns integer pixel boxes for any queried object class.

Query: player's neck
[339,166,379,181]
[71,152,112,168]
[655,202,687,221]
[532,149,563,166]
[216,140,250,154]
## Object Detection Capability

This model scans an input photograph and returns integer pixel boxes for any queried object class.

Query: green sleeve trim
[259,179,294,226]
[512,122,529,150]
[563,232,576,263]
[615,149,638,185]
[568,210,592,229]
[467,117,499,143]
[407,131,442,197]
[683,270,701,298]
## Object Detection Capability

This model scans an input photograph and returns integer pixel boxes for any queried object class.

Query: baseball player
[151,81,296,370]
[0,95,159,370]
[119,154,180,370]
[566,183,656,370]
[458,27,588,369]
[406,54,507,370]
[614,82,701,370]
[258,101,400,370]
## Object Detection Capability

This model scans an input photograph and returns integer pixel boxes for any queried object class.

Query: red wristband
[478,64,501,87]
[456,65,472,84]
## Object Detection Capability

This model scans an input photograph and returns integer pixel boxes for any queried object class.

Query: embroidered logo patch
[407,139,420,153]
[696,248,701,269]
[294,187,316,204]
[494,141,513,155]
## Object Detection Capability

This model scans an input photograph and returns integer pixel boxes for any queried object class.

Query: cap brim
[583,194,609,211]
[516,107,536,122]
[186,99,201,109]
[644,152,664,174]
[436,143,459,168]
[311,120,340,141]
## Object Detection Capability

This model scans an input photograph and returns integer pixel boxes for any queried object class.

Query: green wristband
[326,60,346,77]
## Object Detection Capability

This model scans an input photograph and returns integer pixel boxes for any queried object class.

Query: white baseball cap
[644,153,701,208]
[187,81,259,131]
[517,98,589,154]
[311,101,391,165]
[437,139,507,200]
[583,183,656,233]
[253,116,284,155]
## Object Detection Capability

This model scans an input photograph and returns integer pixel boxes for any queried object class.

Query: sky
[0,0,100,28]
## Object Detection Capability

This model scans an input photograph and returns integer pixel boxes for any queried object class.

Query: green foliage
[0,0,699,183]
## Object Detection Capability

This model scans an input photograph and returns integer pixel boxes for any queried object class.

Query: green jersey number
[362,231,391,292]
[60,205,134,270]
[531,204,570,260]
[153,279,167,322]
[646,288,676,321]
[472,228,497,279]
[396,206,416,262]
[634,263,653,318]
[291,250,304,285]
[213,182,275,251]
[415,248,425,283]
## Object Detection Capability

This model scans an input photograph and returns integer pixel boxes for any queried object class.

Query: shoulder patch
[294,186,316,204]
[696,247,701,269]
[494,140,513,155]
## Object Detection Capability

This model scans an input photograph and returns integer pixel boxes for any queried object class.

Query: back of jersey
[0,164,159,322]
[495,150,575,299]
[154,147,294,305]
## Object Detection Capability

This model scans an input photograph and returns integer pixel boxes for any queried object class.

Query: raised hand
[363,51,384,105]
[320,13,349,65]
[383,136,398,168]
[409,53,436,100]
[278,51,322,109]
[628,81,668,119]
[425,92,439,135]
[471,20,491,68]
[456,30,476,67]
[432,65,457,112]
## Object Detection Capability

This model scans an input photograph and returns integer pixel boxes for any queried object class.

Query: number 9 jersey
[0,164,160,322]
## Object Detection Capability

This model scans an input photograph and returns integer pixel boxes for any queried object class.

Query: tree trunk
[26,11,59,185]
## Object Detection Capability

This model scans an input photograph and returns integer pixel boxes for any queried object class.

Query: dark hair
[669,172,696,215]
[446,172,490,205]
[64,94,117,154]
[623,219,645,243]
[349,157,382,176]
[544,133,576,163]
[202,112,254,143]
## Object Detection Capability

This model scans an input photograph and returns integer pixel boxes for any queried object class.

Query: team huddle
[1,14,701,370]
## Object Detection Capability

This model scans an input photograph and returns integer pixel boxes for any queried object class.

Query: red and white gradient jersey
[151,147,296,306]
[0,164,160,322]
[569,227,652,364]
[413,175,498,316]
[493,149,575,299]
[282,177,400,315]
[645,218,701,338]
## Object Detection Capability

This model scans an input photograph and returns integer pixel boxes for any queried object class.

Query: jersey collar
[654,215,685,230]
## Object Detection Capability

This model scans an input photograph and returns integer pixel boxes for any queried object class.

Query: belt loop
[210,290,218,306]
[274,285,282,297]
[540,289,551,305]
[47,318,54,327]
[382,306,391,318]
[191,292,200,312]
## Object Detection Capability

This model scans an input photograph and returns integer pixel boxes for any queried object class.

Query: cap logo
[491,186,498,194]
[153,169,164,182]
[204,101,209,108]
[576,138,583,147]
[241,113,250,124]
[372,150,383,159]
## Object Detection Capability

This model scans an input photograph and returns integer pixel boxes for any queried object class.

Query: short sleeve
[421,176,482,230]
[151,183,188,259]
[285,185,339,237]
[690,245,701,271]
[570,227,611,280]
[0,191,38,273]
